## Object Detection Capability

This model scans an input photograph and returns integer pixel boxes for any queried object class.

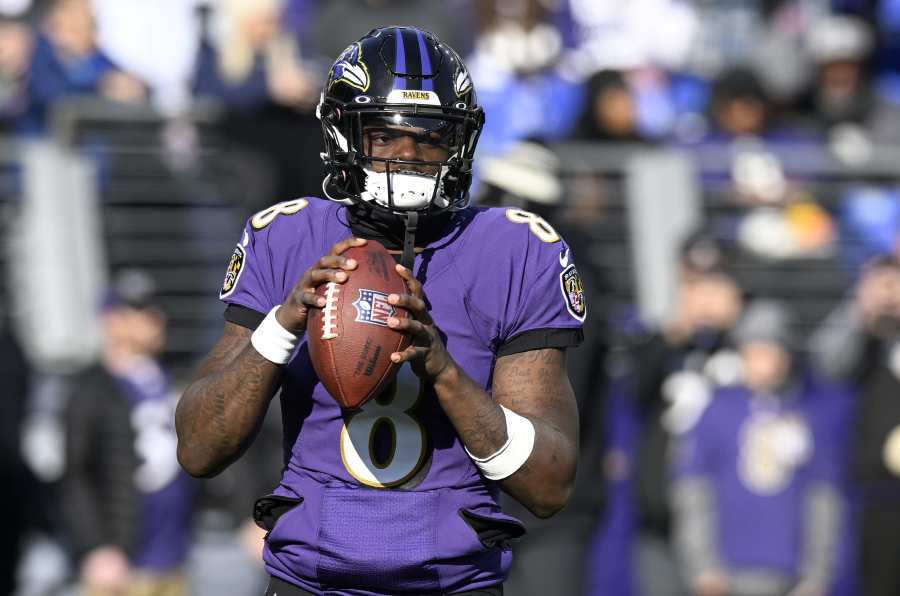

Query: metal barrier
[10,98,264,374]
[8,107,900,371]
[553,140,900,340]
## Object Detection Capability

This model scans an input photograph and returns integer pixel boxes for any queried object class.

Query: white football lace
[321,282,340,340]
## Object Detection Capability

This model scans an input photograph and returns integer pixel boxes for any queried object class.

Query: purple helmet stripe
[416,29,434,91]
[393,27,406,90]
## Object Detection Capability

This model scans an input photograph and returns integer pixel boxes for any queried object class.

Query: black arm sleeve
[496,327,584,357]
[60,371,111,558]
[225,303,266,330]
[59,370,138,560]
[631,333,677,416]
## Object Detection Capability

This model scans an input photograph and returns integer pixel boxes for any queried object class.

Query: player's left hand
[386,264,453,381]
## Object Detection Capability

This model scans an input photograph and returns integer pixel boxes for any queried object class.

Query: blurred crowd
[2,0,900,595]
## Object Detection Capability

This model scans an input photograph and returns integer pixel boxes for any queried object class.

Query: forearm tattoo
[176,324,283,475]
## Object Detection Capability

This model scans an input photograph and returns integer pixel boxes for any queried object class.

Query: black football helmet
[317,26,484,214]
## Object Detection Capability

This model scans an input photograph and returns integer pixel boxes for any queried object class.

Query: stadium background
[2,0,900,595]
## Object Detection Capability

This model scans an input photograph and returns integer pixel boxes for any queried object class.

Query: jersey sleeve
[492,210,586,356]
[672,409,716,480]
[218,198,330,329]
[218,220,280,323]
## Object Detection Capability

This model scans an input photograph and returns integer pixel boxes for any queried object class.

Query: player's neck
[345,205,453,251]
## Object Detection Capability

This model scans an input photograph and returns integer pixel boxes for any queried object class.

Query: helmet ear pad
[440,159,470,202]
[322,151,366,203]
[320,107,363,202]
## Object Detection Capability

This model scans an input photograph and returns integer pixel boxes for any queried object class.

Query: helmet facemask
[320,100,483,214]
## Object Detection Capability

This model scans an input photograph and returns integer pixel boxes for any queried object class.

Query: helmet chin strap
[401,211,419,271]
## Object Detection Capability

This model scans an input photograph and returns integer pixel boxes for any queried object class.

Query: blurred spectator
[0,313,34,595]
[561,0,701,141]
[21,0,146,134]
[563,0,697,76]
[699,65,826,145]
[0,16,33,127]
[831,0,900,80]
[60,270,194,596]
[573,69,650,143]
[706,67,778,142]
[803,16,875,131]
[467,0,583,156]
[192,0,323,206]
[629,231,745,596]
[672,300,846,596]
[90,0,202,115]
[810,255,900,596]
[194,0,316,114]
[475,138,609,596]
[793,15,900,160]
[681,0,764,76]
[694,67,838,262]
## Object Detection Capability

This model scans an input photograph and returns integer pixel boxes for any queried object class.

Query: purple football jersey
[220,197,585,595]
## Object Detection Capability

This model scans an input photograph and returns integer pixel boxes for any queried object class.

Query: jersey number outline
[340,380,427,488]
[505,208,561,243]
[131,397,181,493]
[251,199,309,230]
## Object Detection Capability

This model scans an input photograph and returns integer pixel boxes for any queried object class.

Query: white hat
[807,15,874,63]
[479,141,563,205]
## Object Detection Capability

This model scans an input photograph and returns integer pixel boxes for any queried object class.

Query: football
[307,241,411,409]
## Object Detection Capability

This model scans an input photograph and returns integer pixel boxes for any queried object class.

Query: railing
[10,98,262,375]
[7,107,900,372]
[553,140,900,340]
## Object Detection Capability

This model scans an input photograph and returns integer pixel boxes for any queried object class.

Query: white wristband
[465,405,536,480]
[251,306,300,364]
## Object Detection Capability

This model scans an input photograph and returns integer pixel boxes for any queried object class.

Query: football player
[176,27,585,596]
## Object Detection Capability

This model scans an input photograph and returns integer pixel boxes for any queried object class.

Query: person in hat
[671,300,847,596]
[629,230,745,596]
[811,255,900,596]
[60,269,194,596]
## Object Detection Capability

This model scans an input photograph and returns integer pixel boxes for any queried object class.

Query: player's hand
[692,569,729,596]
[81,545,131,594]
[276,237,366,334]
[387,264,453,381]
[857,263,900,329]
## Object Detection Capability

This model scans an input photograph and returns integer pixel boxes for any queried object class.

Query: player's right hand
[275,237,366,334]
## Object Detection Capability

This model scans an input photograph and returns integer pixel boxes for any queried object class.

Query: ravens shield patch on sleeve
[560,264,586,321]
[220,245,246,298]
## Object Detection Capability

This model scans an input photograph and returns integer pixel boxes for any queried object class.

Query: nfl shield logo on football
[353,289,395,327]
